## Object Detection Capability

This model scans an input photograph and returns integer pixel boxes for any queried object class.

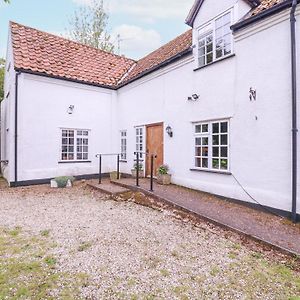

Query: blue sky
[0,0,194,60]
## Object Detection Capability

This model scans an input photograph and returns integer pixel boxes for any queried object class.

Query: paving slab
[112,178,300,256]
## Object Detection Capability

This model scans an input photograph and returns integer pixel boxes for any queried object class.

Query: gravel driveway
[0,182,299,299]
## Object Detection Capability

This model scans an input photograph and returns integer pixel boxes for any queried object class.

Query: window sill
[193,54,235,72]
[190,168,231,175]
[58,160,92,164]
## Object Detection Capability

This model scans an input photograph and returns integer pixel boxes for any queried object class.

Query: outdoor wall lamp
[166,125,173,137]
[67,105,75,114]
[187,94,199,101]
[249,87,257,101]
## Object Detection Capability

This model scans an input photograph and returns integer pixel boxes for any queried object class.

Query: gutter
[14,71,21,187]
[14,68,117,91]
[291,0,298,223]
[232,0,300,32]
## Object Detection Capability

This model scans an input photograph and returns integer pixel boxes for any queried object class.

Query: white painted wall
[15,74,116,182]
[115,5,300,214]
[1,2,299,216]
[1,28,15,182]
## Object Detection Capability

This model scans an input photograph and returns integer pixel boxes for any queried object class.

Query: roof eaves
[15,67,117,90]
[185,0,261,27]
[117,47,193,89]
[231,0,298,32]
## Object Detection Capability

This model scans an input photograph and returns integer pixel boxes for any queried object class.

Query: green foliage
[54,176,75,188]
[0,58,5,102]
[133,163,143,171]
[157,164,169,175]
[67,0,114,52]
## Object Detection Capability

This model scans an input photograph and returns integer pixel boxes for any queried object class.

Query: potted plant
[157,164,171,185]
[51,176,75,188]
[110,171,121,181]
[131,163,144,178]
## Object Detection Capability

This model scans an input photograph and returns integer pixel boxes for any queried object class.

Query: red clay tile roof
[11,22,136,88]
[122,29,193,84]
[246,0,285,18]
[9,0,290,88]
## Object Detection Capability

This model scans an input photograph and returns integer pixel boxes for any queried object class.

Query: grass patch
[0,227,86,299]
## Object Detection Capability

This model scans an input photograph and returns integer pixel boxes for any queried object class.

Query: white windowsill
[58,160,92,164]
[190,168,231,175]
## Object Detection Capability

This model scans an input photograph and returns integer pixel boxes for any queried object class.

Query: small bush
[133,163,143,171]
[157,164,169,175]
[54,176,75,188]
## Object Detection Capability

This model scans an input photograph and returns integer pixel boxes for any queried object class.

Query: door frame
[145,122,164,177]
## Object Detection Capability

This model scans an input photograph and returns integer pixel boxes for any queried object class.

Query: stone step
[87,182,130,196]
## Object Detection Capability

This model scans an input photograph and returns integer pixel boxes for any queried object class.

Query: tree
[67,0,114,53]
[3,0,10,3]
[0,58,5,102]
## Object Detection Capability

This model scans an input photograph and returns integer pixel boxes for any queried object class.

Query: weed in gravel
[160,269,170,277]
[228,251,238,259]
[7,226,22,237]
[44,255,57,267]
[40,229,50,237]
[210,266,220,276]
[78,241,92,252]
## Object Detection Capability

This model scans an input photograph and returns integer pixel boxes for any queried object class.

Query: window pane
[202,137,208,145]
[221,134,228,145]
[202,124,208,133]
[221,147,228,157]
[195,147,201,156]
[207,53,213,64]
[221,159,228,170]
[198,56,205,67]
[212,123,219,133]
[195,138,201,146]
[212,159,220,169]
[202,147,209,157]
[212,135,219,145]
[195,125,201,133]
[202,158,208,168]
[195,158,201,168]
[221,122,228,133]
[213,147,219,157]
[199,46,205,56]
[83,153,88,160]
[77,153,82,160]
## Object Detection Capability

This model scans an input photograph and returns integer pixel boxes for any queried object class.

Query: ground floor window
[61,129,89,161]
[120,130,127,161]
[194,120,229,171]
[136,127,144,158]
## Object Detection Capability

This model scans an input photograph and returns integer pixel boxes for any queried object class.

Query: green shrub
[157,164,169,175]
[54,176,75,188]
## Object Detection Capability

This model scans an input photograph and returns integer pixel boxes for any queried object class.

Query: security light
[166,125,173,138]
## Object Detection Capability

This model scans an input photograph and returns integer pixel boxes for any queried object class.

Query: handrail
[134,151,157,191]
[95,153,121,184]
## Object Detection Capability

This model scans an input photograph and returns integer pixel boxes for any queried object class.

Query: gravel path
[0,182,299,299]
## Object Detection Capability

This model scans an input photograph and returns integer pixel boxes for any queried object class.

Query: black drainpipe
[14,71,21,187]
[291,0,298,223]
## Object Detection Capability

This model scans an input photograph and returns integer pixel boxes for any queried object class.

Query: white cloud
[72,0,194,21]
[111,24,162,59]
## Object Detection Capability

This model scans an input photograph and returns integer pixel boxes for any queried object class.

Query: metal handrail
[134,151,157,191]
[95,153,121,184]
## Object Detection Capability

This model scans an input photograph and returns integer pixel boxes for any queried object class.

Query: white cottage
[1,0,299,221]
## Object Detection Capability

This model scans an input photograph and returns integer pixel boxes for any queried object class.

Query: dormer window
[197,10,233,68]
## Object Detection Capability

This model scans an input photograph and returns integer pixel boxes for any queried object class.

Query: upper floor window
[197,10,232,68]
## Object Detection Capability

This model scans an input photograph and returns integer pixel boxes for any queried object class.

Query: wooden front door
[146,123,164,177]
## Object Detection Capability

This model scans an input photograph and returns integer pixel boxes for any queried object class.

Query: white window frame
[60,128,90,162]
[135,126,144,159]
[120,130,127,161]
[194,120,230,172]
[197,9,233,68]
